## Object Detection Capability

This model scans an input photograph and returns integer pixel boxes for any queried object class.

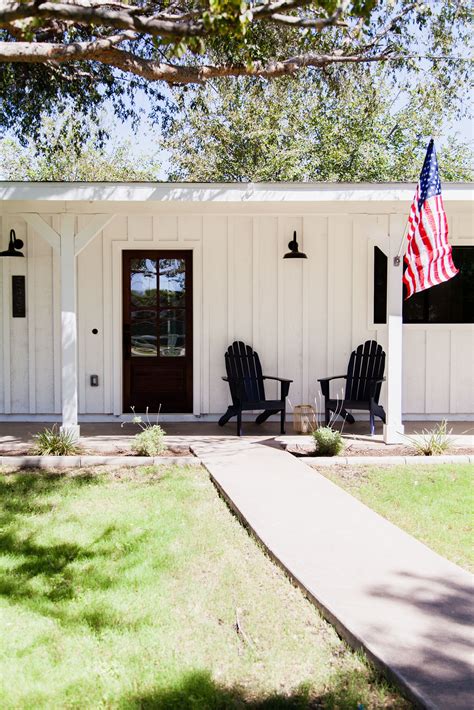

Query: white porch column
[383,234,405,444]
[22,212,114,441]
[59,215,80,441]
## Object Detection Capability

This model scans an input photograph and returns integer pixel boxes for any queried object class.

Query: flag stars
[418,143,442,207]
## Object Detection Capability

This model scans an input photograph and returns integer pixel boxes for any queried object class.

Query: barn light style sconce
[0,229,24,258]
[283,231,307,259]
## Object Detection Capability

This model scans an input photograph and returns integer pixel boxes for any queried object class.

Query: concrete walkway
[193,438,474,710]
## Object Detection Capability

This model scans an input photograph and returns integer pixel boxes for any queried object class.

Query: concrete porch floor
[0,419,472,454]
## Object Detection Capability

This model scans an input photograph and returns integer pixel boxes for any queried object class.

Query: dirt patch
[315,465,374,482]
[286,443,473,458]
[81,447,191,457]
[0,446,192,457]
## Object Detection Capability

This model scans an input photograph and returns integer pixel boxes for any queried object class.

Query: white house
[0,182,472,442]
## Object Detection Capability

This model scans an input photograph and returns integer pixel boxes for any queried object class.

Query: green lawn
[323,464,473,572]
[0,464,409,709]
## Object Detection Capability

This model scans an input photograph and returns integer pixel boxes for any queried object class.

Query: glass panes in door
[130,258,158,356]
[159,259,186,357]
[159,258,186,308]
[160,310,185,356]
[131,259,157,307]
[128,257,187,358]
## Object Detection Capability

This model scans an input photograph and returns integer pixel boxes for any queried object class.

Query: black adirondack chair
[318,340,386,436]
[218,341,292,436]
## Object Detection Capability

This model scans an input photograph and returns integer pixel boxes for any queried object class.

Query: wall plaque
[12,275,26,318]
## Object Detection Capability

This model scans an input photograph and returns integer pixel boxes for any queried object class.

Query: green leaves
[0,110,161,181]
[203,0,252,39]
[131,425,166,456]
[312,427,345,456]
[163,69,473,182]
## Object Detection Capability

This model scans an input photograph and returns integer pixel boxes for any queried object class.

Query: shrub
[32,425,79,456]
[405,420,452,456]
[131,425,166,456]
[312,426,344,457]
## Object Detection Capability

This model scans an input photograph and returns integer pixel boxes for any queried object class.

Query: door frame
[122,249,194,413]
[111,238,203,416]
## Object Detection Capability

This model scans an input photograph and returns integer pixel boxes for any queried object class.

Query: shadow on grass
[0,470,100,514]
[0,471,150,630]
[122,668,399,710]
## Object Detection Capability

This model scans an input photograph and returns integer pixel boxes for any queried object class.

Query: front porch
[1,182,472,443]
[1,420,472,456]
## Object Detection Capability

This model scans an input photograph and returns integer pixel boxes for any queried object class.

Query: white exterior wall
[0,187,472,419]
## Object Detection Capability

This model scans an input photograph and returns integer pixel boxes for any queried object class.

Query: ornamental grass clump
[405,420,452,456]
[312,426,344,457]
[32,425,79,456]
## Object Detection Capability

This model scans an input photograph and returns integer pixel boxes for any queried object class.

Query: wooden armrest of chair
[263,376,293,383]
[262,375,292,398]
[318,375,347,383]
[367,376,385,395]
[318,375,347,399]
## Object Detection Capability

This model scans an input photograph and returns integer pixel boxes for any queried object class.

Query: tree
[0,1,471,144]
[163,72,473,182]
[0,113,161,180]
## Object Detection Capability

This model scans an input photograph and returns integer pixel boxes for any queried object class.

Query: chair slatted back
[224,341,266,404]
[345,340,385,403]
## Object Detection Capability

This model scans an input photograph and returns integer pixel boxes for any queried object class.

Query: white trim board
[1,182,472,204]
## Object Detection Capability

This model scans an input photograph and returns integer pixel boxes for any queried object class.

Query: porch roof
[0,181,472,205]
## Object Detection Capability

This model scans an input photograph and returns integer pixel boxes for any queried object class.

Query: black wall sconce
[283,231,307,259]
[0,229,25,258]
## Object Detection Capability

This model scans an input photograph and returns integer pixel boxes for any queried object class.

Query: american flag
[403,139,458,299]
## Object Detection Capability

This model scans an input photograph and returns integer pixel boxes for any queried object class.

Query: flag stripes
[403,140,458,299]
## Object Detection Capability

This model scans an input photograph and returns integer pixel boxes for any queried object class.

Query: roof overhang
[0,181,473,204]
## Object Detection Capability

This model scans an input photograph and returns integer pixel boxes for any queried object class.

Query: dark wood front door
[123,251,193,413]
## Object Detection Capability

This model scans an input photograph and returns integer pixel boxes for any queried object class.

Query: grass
[323,464,473,572]
[0,464,409,709]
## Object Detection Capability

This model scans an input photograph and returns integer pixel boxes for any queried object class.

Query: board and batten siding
[0,207,472,418]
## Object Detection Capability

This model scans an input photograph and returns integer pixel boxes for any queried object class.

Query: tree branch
[361,1,420,51]
[252,0,348,20]
[0,0,466,88]
[0,39,419,83]
[0,0,350,38]
[268,13,347,29]
[0,1,204,38]
[64,0,142,9]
